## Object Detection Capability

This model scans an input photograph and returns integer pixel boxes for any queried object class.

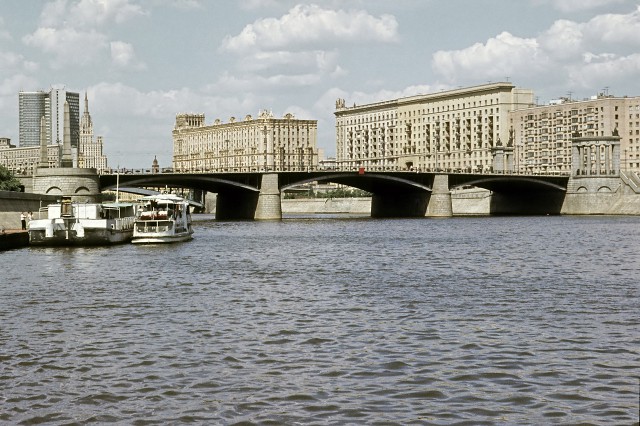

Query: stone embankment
[282,197,371,215]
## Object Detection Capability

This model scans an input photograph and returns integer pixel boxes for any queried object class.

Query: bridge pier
[255,173,282,220]
[425,174,452,217]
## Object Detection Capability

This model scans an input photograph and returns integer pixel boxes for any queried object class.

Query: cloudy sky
[1,0,639,168]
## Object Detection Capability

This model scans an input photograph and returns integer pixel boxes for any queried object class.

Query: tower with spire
[78,92,108,170]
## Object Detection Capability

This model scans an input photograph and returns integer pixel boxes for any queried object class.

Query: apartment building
[334,82,535,172]
[172,110,319,172]
[510,95,640,173]
[0,137,60,175]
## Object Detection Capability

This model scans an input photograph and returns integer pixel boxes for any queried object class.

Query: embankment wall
[0,191,58,229]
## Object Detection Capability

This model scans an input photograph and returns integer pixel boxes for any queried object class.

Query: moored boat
[28,197,137,246]
[132,193,194,244]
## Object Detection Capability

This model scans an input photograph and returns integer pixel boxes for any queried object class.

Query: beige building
[510,95,640,173]
[0,137,60,175]
[334,82,535,172]
[172,110,319,172]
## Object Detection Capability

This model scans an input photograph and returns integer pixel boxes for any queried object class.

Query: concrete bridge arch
[99,171,570,219]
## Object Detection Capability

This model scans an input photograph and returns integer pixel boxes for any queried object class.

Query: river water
[1,215,639,425]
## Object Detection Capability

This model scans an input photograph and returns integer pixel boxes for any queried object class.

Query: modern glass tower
[18,91,47,147]
[18,88,80,148]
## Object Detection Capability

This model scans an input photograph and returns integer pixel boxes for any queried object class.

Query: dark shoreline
[0,230,29,251]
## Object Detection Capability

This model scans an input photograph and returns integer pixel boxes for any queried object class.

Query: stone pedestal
[426,174,452,217]
[254,173,282,220]
[32,167,100,202]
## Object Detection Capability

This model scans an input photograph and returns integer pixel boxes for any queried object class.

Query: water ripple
[0,215,639,424]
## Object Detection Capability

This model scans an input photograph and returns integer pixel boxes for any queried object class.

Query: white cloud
[22,27,108,68]
[67,0,146,28]
[569,52,640,88]
[220,4,398,52]
[24,0,147,70]
[110,41,146,70]
[538,19,584,60]
[432,32,545,83]
[587,5,640,44]
[535,0,627,12]
[432,5,640,95]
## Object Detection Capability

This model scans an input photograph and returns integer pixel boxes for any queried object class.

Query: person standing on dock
[20,212,26,230]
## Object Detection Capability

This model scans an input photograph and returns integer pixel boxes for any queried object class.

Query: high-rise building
[18,88,80,148]
[18,91,47,148]
[172,110,319,172]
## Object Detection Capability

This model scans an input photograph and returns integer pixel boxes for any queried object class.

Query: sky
[1,0,639,168]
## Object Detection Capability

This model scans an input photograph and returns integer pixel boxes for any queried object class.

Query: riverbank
[0,229,29,251]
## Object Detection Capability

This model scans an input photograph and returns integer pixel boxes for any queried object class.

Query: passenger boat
[28,197,137,246]
[132,193,194,244]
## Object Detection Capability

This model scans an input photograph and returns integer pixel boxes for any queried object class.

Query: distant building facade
[334,82,535,172]
[0,137,60,175]
[2,91,107,175]
[172,110,319,172]
[510,95,640,173]
[19,88,80,148]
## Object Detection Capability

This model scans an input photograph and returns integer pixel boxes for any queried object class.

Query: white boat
[28,197,137,246]
[132,193,194,244]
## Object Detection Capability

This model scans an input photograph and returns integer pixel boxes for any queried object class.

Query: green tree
[0,165,23,191]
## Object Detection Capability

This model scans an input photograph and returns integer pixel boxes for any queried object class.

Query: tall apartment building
[172,110,319,172]
[78,93,108,170]
[510,95,640,173]
[334,82,535,172]
[19,88,80,148]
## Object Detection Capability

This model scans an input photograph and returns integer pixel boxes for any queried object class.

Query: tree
[0,165,23,191]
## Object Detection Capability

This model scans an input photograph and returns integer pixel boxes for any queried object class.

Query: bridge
[99,170,570,219]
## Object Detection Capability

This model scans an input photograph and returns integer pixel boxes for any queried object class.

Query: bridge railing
[99,166,571,177]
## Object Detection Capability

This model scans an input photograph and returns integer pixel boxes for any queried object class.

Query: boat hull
[131,232,193,244]
[29,227,133,246]
[27,200,137,247]
[28,217,135,246]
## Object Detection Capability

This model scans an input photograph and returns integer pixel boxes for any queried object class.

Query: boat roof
[47,201,134,207]
[102,202,135,207]
[139,193,186,203]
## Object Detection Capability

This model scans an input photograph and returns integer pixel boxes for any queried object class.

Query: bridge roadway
[99,170,570,219]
